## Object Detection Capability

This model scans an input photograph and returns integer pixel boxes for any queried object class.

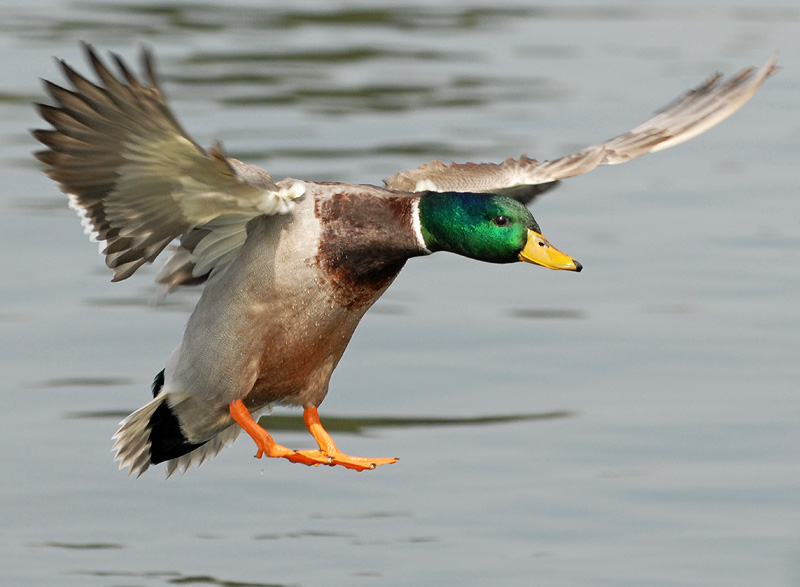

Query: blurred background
[1,1,798,585]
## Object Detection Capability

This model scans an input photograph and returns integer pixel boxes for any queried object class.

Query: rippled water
[1,1,799,586]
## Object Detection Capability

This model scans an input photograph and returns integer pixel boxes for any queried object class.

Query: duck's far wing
[33,43,303,282]
[384,54,778,196]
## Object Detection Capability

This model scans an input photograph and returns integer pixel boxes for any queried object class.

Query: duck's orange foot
[229,400,398,471]
[293,449,398,471]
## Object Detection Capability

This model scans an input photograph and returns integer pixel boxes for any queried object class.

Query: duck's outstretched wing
[384,54,778,197]
[34,43,303,283]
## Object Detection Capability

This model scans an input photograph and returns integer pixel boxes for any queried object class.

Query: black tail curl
[147,369,205,464]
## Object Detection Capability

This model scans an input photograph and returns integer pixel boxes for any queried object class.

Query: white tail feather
[112,394,244,477]
[112,394,168,477]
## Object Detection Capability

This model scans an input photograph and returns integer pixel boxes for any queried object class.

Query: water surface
[1,1,799,586]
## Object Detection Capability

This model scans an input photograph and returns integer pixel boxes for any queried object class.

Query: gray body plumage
[115,183,424,475]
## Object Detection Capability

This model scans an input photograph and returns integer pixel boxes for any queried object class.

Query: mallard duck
[34,44,776,476]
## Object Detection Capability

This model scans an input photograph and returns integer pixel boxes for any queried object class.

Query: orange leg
[229,400,328,467]
[295,406,399,471]
[229,400,398,471]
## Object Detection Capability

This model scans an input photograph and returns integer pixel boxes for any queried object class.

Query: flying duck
[34,44,776,476]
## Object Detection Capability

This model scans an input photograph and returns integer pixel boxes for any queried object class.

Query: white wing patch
[67,192,102,246]
[255,181,306,215]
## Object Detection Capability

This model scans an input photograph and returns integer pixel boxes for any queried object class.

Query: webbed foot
[229,400,398,471]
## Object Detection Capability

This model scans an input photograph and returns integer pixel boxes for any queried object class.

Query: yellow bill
[519,229,582,272]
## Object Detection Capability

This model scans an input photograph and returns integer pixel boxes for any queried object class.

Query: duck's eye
[493,215,510,227]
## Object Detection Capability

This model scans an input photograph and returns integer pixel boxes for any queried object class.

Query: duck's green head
[417,192,582,271]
